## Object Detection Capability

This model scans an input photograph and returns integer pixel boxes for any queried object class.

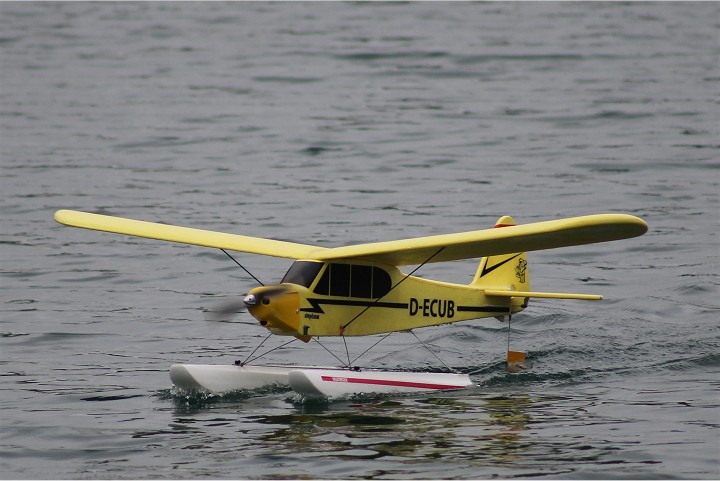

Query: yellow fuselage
[245,260,527,341]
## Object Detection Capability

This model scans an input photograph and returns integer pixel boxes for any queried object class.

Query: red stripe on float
[320,375,463,390]
[494,223,515,228]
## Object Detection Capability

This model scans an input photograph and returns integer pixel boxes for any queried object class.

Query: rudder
[471,216,529,292]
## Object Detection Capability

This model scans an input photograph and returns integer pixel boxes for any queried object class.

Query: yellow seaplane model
[54,209,647,397]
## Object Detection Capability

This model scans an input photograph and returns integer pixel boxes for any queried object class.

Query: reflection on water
[163,388,646,478]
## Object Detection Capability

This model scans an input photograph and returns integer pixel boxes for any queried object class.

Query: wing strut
[338,247,446,369]
[221,249,265,286]
[340,247,446,334]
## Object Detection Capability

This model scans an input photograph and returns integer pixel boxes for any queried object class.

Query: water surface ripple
[1,2,718,479]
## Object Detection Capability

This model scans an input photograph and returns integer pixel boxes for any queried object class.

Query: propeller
[202,249,268,324]
[203,295,250,323]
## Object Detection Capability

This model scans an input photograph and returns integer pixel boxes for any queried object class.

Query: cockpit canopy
[280,260,323,288]
[281,261,392,299]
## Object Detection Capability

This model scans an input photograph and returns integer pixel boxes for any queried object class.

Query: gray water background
[1,2,718,479]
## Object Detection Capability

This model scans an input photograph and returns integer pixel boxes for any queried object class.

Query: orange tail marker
[507,351,526,363]
[506,350,527,373]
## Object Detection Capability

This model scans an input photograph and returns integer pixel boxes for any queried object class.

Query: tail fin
[471,216,529,292]
[472,216,604,302]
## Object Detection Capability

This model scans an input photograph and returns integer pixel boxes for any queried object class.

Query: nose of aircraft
[244,285,302,338]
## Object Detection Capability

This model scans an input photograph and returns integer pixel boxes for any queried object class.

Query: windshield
[281,261,323,288]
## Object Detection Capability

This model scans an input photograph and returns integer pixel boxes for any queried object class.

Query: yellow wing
[54,210,326,260]
[55,210,647,266]
[315,214,648,265]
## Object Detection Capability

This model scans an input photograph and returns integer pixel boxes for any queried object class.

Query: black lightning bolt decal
[479,253,523,278]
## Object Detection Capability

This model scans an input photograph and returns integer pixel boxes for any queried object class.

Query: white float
[169,363,474,397]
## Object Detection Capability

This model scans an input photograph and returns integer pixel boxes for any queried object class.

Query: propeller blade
[203,295,249,323]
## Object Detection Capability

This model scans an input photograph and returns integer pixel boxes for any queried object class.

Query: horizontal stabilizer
[484,289,603,301]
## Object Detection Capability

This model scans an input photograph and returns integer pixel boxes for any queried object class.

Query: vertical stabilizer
[471,216,530,292]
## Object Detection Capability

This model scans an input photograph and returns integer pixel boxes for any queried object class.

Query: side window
[330,264,350,297]
[314,265,330,295]
[313,264,392,299]
[351,265,372,298]
[372,267,392,298]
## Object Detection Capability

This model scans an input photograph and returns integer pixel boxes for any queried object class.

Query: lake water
[1,2,718,479]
